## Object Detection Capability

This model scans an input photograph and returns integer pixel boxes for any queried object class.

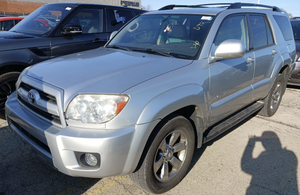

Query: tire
[130,115,195,194]
[0,71,21,117]
[259,72,286,117]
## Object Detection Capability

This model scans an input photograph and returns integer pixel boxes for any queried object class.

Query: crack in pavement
[255,115,300,131]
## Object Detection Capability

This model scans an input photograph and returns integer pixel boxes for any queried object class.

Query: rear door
[249,14,280,101]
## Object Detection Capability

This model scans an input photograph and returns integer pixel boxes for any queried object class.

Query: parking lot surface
[1,86,300,195]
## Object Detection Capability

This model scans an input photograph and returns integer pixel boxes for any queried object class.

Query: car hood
[27,47,193,101]
[0,31,45,51]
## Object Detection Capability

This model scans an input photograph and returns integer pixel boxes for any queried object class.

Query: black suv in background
[0,3,145,116]
[289,19,300,86]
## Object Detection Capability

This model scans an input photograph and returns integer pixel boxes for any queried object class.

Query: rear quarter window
[273,15,293,41]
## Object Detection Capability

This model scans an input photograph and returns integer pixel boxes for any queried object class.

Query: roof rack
[159,2,282,12]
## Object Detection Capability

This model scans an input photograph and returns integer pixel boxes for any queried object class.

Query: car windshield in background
[107,14,215,60]
[10,5,74,36]
[291,20,300,40]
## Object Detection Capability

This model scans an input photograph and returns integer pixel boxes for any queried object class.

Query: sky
[141,0,300,17]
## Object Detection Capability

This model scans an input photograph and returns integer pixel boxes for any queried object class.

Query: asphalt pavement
[1,86,300,195]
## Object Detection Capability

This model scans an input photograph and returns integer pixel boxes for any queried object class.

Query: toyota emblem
[27,89,37,104]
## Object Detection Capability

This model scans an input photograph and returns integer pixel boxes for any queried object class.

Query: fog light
[84,153,98,167]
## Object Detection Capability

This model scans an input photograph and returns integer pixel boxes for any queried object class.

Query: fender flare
[123,84,207,174]
[137,84,206,125]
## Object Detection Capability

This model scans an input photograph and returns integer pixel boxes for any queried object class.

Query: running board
[203,101,264,143]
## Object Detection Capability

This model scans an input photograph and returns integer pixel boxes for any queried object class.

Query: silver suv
[6,3,296,194]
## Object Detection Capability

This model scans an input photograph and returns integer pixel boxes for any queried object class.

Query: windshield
[107,14,215,60]
[291,20,300,40]
[10,5,75,36]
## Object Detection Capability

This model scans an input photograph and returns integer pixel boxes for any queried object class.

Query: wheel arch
[130,84,207,173]
[0,63,29,75]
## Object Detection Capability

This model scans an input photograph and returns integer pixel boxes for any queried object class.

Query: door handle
[271,49,277,56]
[246,57,254,64]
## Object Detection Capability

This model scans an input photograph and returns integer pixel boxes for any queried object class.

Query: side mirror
[61,24,82,35]
[109,31,118,40]
[210,39,246,63]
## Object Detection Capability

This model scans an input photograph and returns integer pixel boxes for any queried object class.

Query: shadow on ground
[0,125,99,195]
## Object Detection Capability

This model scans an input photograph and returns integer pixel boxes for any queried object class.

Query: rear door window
[249,15,269,49]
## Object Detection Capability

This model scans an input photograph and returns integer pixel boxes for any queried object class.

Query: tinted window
[249,15,268,49]
[107,9,134,32]
[214,15,248,49]
[66,8,104,34]
[273,15,293,41]
[0,20,14,31]
[291,20,300,40]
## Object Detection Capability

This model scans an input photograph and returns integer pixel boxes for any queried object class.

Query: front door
[209,14,254,125]
[50,7,107,58]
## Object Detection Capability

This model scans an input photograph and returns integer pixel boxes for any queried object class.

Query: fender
[122,84,208,174]
[136,84,206,125]
[0,49,50,70]
[136,83,207,147]
[271,52,291,78]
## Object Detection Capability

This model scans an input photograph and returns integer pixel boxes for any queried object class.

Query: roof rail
[159,2,282,12]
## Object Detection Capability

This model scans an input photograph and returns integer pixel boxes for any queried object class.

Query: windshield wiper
[131,48,173,57]
[106,45,131,51]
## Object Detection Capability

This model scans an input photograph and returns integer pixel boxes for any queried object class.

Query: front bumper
[6,91,151,178]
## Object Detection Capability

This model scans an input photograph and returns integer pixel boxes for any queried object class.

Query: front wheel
[259,72,286,117]
[0,71,21,118]
[130,115,195,194]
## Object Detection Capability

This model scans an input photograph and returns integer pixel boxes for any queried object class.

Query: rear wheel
[259,72,286,117]
[130,115,195,194]
[0,71,21,118]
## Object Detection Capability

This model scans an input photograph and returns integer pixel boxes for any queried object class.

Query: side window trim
[213,13,250,51]
[264,15,275,46]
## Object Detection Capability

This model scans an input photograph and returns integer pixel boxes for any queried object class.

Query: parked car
[0,3,145,117]
[6,3,295,194]
[0,16,24,31]
[289,19,300,86]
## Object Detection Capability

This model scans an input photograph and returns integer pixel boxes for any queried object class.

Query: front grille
[18,82,61,125]
[20,82,56,104]
[18,97,61,124]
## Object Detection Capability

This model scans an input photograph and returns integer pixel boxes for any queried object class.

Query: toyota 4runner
[6,3,295,194]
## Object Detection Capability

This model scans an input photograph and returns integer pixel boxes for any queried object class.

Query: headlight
[66,94,129,124]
